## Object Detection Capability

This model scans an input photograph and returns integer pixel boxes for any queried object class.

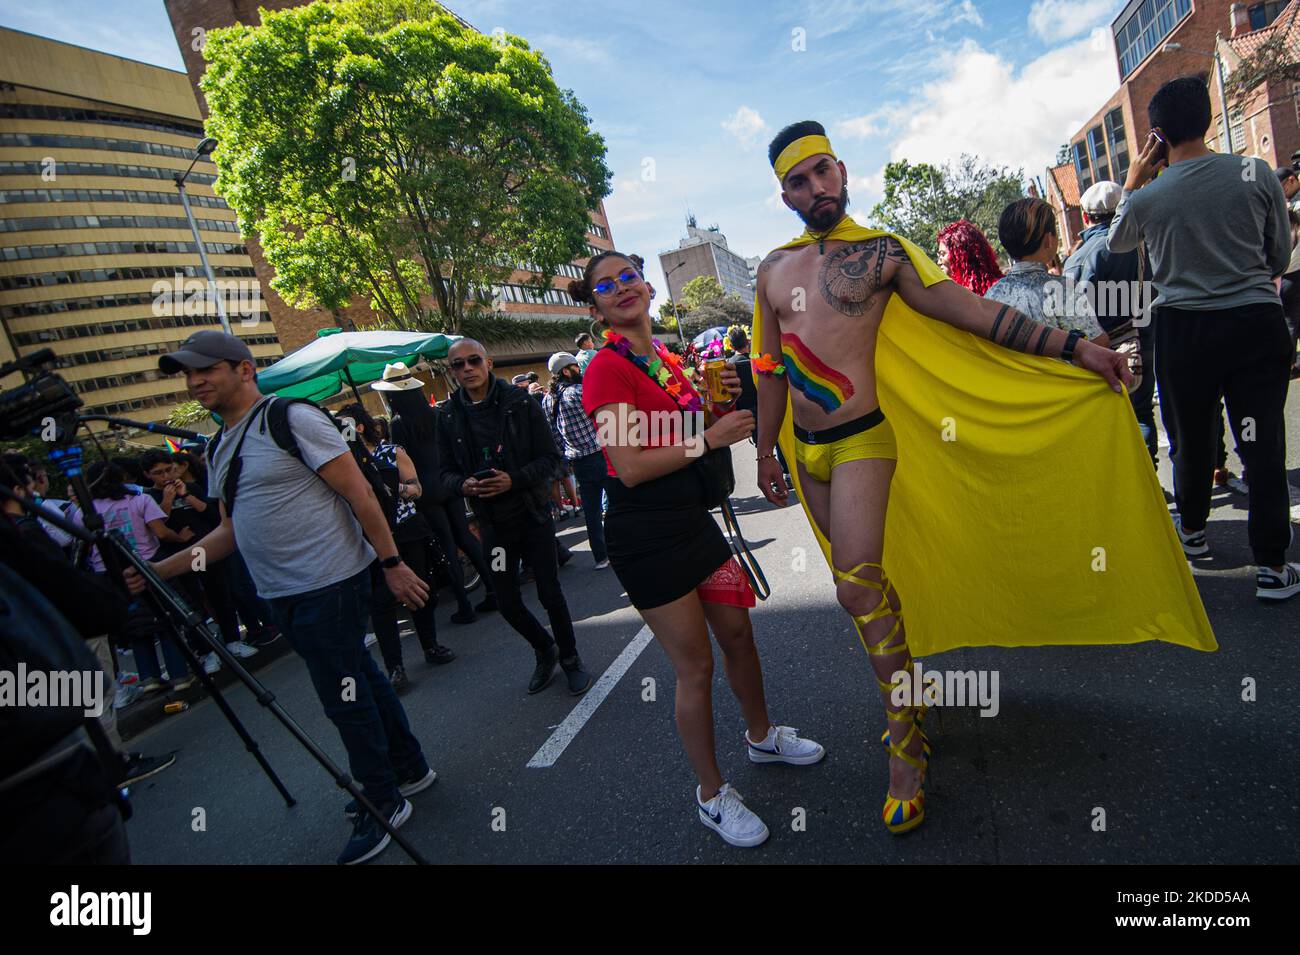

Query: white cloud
[882,28,1120,175]
[954,1,985,28]
[1028,0,1119,43]
[722,106,770,150]
[836,109,901,141]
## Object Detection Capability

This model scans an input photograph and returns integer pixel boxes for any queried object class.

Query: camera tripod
[5,410,429,865]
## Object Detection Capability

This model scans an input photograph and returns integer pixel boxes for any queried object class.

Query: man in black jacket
[438,339,591,695]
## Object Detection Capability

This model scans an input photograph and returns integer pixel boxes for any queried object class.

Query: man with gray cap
[143,330,437,865]
[542,351,608,568]
[1064,180,1157,465]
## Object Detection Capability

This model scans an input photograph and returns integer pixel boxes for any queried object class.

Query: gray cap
[158,330,254,374]
[548,352,579,375]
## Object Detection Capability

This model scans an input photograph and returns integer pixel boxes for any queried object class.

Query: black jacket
[438,376,562,526]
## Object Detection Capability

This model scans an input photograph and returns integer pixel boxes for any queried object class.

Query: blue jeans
[268,567,428,810]
[571,451,608,564]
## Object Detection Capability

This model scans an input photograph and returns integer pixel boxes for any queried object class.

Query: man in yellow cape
[751,121,1216,835]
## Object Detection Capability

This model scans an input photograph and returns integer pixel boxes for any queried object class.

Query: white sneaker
[364,632,378,648]
[225,640,260,659]
[593,559,610,570]
[202,651,222,674]
[1174,516,1209,557]
[747,724,826,765]
[696,783,769,847]
[1256,563,1300,601]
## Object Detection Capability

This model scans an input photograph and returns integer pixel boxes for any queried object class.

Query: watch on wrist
[1060,328,1085,364]
[380,555,403,569]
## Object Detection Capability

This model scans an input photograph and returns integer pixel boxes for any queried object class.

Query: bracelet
[757,452,777,462]
[1059,328,1085,364]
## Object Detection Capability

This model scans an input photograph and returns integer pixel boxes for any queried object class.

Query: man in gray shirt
[146,331,436,864]
[1109,76,1298,600]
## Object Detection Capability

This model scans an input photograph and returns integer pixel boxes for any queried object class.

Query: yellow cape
[752,217,1217,656]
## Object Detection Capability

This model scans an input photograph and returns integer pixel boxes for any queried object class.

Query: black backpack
[206,397,397,527]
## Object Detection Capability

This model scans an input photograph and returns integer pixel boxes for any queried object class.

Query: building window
[1087,125,1110,184]
[1073,141,1093,192]
[1248,1,1287,30]
[1104,108,1130,182]
[1115,0,1193,78]
[1229,109,1247,153]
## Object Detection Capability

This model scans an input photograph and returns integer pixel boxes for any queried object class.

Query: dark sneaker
[424,645,457,666]
[449,608,477,625]
[1256,563,1300,601]
[475,594,498,613]
[557,548,572,568]
[559,654,592,695]
[345,770,437,819]
[337,799,411,865]
[121,751,177,787]
[528,643,559,694]
[389,666,410,693]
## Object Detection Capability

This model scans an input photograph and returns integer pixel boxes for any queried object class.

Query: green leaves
[868,155,1024,260]
[199,0,611,334]
[679,276,727,312]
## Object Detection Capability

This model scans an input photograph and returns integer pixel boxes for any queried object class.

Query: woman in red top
[576,252,824,848]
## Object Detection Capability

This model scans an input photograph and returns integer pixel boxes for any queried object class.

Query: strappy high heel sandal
[834,560,929,833]
[834,561,933,761]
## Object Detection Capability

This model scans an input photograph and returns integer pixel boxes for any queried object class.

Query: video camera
[0,349,82,440]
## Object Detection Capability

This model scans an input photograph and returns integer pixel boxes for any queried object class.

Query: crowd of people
[1,74,1293,864]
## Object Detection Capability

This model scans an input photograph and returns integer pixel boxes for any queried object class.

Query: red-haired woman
[936,219,1004,296]
[573,251,824,848]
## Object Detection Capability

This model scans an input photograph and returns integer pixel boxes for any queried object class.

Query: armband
[753,353,786,377]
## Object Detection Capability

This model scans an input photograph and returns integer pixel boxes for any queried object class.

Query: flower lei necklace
[603,330,702,413]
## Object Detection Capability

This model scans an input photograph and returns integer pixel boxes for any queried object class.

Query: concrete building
[659,218,757,307]
[1046,1,1294,246]
[162,0,615,375]
[0,27,281,429]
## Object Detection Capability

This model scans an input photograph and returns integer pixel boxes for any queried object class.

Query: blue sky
[1,0,1129,298]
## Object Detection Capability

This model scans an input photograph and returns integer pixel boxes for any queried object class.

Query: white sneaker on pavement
[364,632,378,648]
[1174,516,1209,557]
[225,640,259,659]
[696,783,769,847]
[746,724,826,765]
[202,652,221,674]
[1256,563,1300,601]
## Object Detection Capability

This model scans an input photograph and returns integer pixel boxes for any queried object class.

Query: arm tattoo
[818,237,910,317]
[758,251,784,275]
[986,304,1055,354]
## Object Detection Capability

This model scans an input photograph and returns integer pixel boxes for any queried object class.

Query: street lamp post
[1160,41,1233,154]
[665,261,688,345]
[174,136,232,335]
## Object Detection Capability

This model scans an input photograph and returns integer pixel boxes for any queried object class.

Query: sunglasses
[449,354,485,371]
[592,267,643,298]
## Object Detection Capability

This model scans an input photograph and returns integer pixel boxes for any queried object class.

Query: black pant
[0,747,131,864]
[422,497,495,611]
[480,516,576,657]
[369,537,440,671]
[1155,302,1293,566]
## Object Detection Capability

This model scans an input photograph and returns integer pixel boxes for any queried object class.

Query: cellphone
[471,468,497,481]
[1151,127,1168,158]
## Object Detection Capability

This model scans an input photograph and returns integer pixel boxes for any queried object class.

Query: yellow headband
[774,134,837,182]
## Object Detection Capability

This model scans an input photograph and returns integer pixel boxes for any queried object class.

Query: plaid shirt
[543,382,602,459]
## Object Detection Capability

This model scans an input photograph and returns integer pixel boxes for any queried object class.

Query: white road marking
[526,624,655,768]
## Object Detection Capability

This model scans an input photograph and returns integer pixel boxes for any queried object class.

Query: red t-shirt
[582,346,701,477]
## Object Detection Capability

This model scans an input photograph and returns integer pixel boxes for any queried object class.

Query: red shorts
[696,557,757,608]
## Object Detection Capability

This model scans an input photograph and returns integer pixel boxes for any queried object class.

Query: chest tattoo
[817,238,909,317]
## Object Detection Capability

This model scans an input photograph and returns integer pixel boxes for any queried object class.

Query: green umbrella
[257,329,460,402]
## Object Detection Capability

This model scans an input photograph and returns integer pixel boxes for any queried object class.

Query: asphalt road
[121,382,1300,864]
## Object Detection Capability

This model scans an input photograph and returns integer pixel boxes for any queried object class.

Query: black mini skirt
[603,467,732,610]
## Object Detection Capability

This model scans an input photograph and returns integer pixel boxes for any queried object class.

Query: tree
[681,295,751,340]
[679,275,726,312]
[1226,33,1300,110]
[656,300,680,333]
[868,155,1025,259]
[168,400,212,430]
[201,0,611,336]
